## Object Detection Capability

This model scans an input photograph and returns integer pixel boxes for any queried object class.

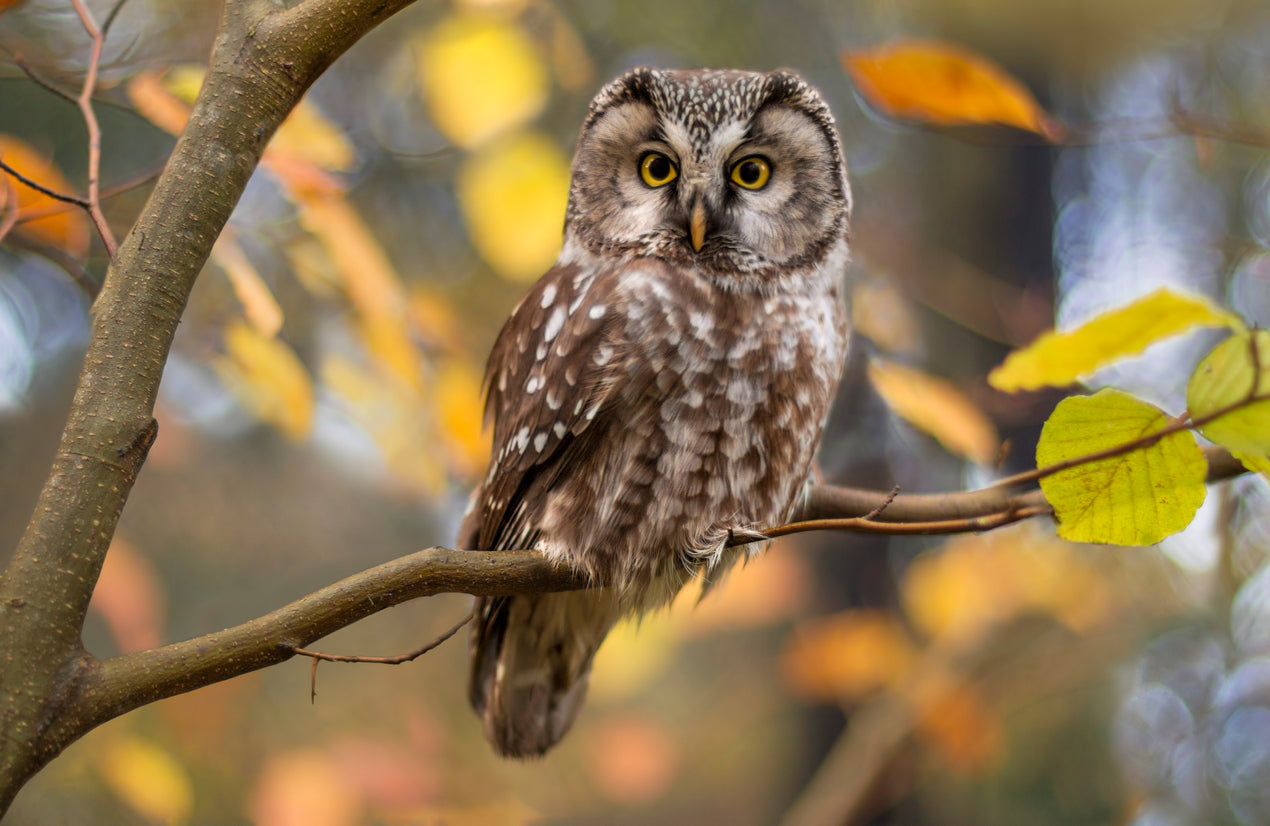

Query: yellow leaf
[902,528,1113,643]
[0,134,91,257]
[590,609,682,702]
[296,192,421,389]
[990,288,1242,392]
[212,232,283,337]
[161,64,206,105]
[843,40,1063,140]
[215,321,314,440]
[418,13,549,148]
[1187,330,1270,475]
[868,359,999,465]
[322,355,447,493]
[269,99,355,173]
[782,610,917,703]
[457,130,569,282]
[1036,389,1206,545]
[99,736,193,825]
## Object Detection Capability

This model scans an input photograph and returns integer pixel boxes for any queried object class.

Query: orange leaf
[843,40,1063,140]
[215,321,314,440]
[868,359,999,465]
[126,70,192,136]
[682,550,809,635]
[434,356,490,477]
[250,750,363,826]
[585,714,680,804]
[901,528,1114,644]
[212,231,284,337]
[783,610,916,703]
[917,684,1004,773]
[0,135,91,258]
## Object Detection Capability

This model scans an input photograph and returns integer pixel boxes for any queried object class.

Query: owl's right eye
[639,152,678,187]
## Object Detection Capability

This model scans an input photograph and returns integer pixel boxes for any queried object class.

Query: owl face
[562,68,851,279]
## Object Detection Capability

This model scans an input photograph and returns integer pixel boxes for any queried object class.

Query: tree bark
[0,0,418,813]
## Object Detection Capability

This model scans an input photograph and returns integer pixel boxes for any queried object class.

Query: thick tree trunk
[0,0,417,812]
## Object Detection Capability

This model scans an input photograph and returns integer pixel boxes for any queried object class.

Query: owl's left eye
[730,156,771,190]
[639,152,678,187]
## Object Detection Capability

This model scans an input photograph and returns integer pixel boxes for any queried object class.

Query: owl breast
[529,254,848,593]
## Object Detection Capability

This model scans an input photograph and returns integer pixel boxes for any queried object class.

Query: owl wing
[458,261,634,554]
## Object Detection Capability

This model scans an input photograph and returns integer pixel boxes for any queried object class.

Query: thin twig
[101,0,131,38]
[292,610,474,666]
[0,159,91,208]
[862,485,901,521]
[14,160,167,225]
[69,0,117,257]
[11,56,79,105]
[993,382,1270,490]
[759,504,1053,540]
[293,610,474,702]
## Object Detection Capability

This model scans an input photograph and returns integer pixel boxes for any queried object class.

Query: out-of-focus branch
[68,0,116,256]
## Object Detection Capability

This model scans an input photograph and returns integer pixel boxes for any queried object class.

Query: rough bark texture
[0,0,417,812]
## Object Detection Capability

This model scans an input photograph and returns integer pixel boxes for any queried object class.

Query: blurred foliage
[2,0,1270,824]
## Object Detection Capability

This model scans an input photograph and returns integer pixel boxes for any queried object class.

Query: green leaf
[1186,329,1270,475]
[990,289,1243,392]
[1036,389,1207,545]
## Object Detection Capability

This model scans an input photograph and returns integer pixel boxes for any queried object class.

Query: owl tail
[469,590,625,758]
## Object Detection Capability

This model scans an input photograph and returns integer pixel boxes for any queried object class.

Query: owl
[458,67,852,757]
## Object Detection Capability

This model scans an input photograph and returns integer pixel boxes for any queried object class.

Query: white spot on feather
[540,283,557,308]
[588,304,606,320]
[543,306,566,342]
[533,432,548,452]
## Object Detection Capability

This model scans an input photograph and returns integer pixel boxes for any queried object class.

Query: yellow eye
[639,152,678,187]
[730,156,771,190]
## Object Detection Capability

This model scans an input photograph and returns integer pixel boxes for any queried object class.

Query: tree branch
[53,443,1247,740]
[0,0,421,812]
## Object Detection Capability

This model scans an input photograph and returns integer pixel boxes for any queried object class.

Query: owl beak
[689,199,707,252]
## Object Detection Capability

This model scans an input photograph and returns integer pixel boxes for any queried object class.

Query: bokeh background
[3,0,1270,823]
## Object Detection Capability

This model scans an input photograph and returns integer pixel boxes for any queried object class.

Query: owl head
[562,67,851,280]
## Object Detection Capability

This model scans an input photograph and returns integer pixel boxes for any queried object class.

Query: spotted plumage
[459,67,852,757]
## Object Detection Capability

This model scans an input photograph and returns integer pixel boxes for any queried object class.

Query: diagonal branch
[0,0,424,812]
